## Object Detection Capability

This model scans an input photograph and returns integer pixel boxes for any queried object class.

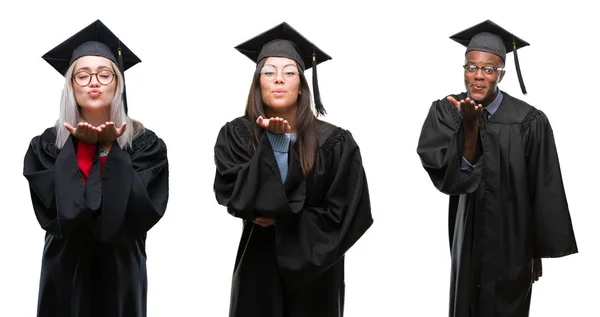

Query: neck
[80,107,111,127]
[481,87,499,107]
[265,107,297,133]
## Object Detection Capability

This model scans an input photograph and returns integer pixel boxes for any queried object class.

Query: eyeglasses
[260,65,300,80]
[463,64,504,75]
[72,70,116,86]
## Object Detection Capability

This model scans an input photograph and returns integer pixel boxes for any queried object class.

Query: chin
[468,90,487,103]
[266,100,295,111]
[79,102,112,110]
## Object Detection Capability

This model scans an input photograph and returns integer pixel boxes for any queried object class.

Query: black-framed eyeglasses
[463,64,504,75]
[72,70,116,86]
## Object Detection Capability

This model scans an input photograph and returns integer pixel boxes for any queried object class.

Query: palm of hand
[256,116,291,135]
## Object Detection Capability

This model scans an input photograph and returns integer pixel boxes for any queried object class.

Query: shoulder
[500,92,548,131]
[215,116,253,143]
[32,126,59,154]
[496,91,538,123]
[38,126,57,144]
[502,91,533,110]
[315,119,358,152]
[131,127,165,153]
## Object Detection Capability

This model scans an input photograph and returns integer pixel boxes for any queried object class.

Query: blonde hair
[55,59,143,149]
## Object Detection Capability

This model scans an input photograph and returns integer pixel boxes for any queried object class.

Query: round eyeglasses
[260,65,300,81]
[72,70,116,87]
[463,64,504,76]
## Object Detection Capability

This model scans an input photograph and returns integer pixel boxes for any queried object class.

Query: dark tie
[482,109,490,122]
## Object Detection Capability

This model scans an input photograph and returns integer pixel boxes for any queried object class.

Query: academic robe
[23,126,169,317]
[417,91,577,317]
[214,117,373,317]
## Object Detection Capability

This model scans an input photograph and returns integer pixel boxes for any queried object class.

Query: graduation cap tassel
[312,49,326,116]
[513,39,527,95]
[117,41,128,114]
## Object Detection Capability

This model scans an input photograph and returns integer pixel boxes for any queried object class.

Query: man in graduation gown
[417,20,577,317]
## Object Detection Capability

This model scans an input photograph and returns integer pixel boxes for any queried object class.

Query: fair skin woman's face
[260,57,301,113]
[72,56,117,111]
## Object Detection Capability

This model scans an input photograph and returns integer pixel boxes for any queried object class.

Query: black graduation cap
[450,20,530,94]
[42,19,141,113]
[235,22,332,116]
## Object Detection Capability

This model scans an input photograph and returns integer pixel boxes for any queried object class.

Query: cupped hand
[63,122,98,145]
[256,116,291,135]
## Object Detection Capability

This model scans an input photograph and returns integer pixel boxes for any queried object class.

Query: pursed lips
[88,89,102,97]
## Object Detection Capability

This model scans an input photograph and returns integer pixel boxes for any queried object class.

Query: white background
[0,0,597,316]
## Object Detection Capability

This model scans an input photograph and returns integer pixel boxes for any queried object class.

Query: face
[259,57,301,112]
[72,55,117,111]
[464,50,505,106]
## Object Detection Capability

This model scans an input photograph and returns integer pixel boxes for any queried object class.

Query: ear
[498,70,506,83]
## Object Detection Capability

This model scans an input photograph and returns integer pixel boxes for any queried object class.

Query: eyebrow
[75,65,113,72]
[264,63,298,68]
[465,61,499,67]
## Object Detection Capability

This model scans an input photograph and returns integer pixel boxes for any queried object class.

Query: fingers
[532,271,541,283]
[63,122,76,134]
[256,116,270,129]
[116,122,127,137]
[273,117,283,134]
[447,96,460,109]
[253,217,276,227]
[257,116,292,134]
[267,117,289,134]
[253,219,270,227]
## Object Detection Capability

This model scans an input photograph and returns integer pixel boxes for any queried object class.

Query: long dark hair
[244,59,318,175]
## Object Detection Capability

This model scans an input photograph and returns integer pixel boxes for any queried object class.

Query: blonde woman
[23,20,168,317]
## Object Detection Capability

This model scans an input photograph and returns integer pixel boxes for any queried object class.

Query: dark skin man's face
[464,50,505,107]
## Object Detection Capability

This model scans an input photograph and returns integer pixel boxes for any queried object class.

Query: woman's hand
[253,217,276,227]
[96,122,126,146]
[256,116,291,135]
[63,122,98,145]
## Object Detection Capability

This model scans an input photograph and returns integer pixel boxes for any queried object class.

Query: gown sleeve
[274,128,373,288]
[213,118,305,220]
[524,109,578,258]
[24,128,86,238]
[417,95,483,195]
[23,128,169,243]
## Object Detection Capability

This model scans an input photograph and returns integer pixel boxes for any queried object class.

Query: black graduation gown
[23,127,169,317]
[214,117,373,317]
[417,91,577,317]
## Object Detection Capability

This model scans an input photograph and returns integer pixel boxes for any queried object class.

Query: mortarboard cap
[42,19,141,113]
[235,22,332,116]
[450,20,529,94]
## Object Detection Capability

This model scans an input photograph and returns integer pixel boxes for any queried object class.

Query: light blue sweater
[267,132,298,183]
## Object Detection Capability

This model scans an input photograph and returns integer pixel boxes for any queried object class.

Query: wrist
[98,141,112,152]
[463,121,479,133]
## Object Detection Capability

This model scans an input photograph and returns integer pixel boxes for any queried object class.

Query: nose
[88,74,101,87]
[274,70,285,84]
[473,68,485,80]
